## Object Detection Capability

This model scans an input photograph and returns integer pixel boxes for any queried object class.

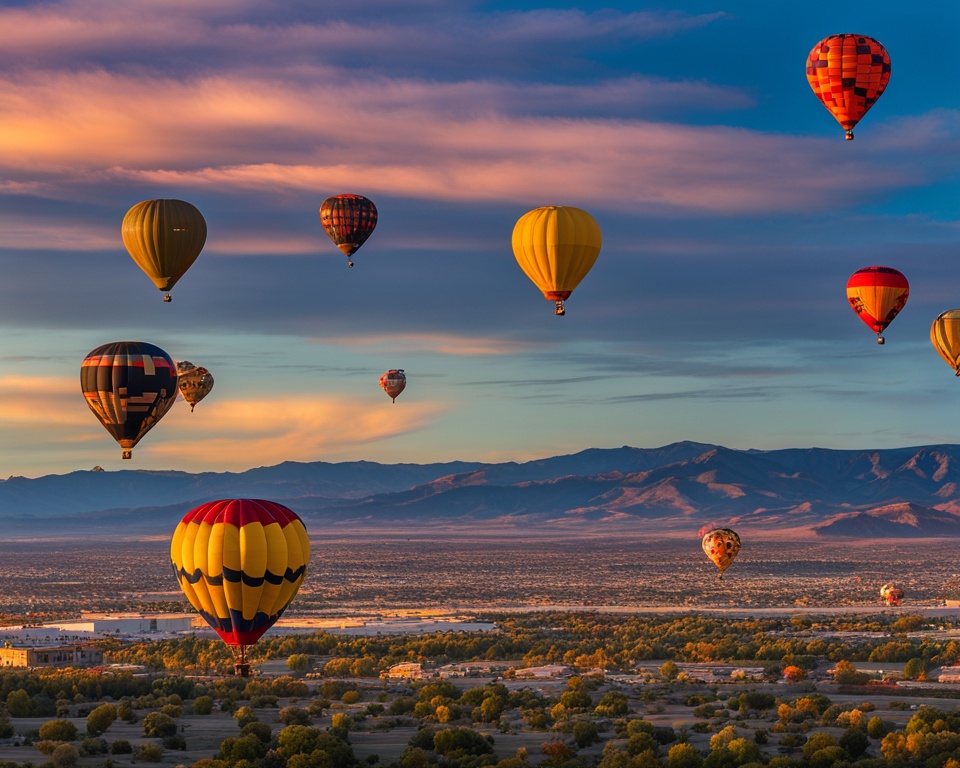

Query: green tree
[596,690,629,716]
[287,654,312,673]
[839,727,869,758]
[903,657,927,680]
[5,690,30,718]
[867,716,889,739]
[233,706,258,728]
[278,707,311,726]
[85,703,117,736]
[572,720,599,748]
[39,719,78,742]
[142,711,178,738]
[193,695,214,715]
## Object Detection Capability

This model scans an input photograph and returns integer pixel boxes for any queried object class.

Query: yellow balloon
[511,205,601,316]
[122,199,207,301]
[931,310,960,375]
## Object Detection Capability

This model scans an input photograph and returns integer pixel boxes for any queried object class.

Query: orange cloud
[316,332,532,357]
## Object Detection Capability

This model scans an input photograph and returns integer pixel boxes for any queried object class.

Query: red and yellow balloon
[846,266,908,344]
[806,34,891,140]
[171,499,310,674]
[319,194,378,267]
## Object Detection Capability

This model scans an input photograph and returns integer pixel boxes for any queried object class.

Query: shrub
[135,743,164,762]
[50,743,79,768]
[86,703,118,737]
[110,740,133,754]
[193,695,214,715]
[39,720,78,742]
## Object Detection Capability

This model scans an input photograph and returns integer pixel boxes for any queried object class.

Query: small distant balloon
[806,34,891,140]
[880,582,904,606]
[319,194,378,267]
[176,361,214,412]
[80,341,179,459]
[931,310,960,375]
[121,199,207,301]
[701,527,741,580]
[380,369,406,402]
[512,205,602,316]
[846,266,908,345]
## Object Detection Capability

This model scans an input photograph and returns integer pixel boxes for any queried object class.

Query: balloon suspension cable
[234,645,251,677]
[554,300,565,316]
[845,130,854,141]
[877,335,885,345]
[121,449,132,460]
[163,293,172,302]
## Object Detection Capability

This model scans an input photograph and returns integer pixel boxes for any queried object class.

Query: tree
[839,727,869,758]
[596,690,629,716]
[278,707,311,726]
[660,661,680,680]
[86,703,117,737]
[833,660,870,686]
[51,743,79,768]
[142,712,178,738]
[666,742,703,768]
[903,657,927,680]
[234,706,259,728]
[541,740,572,765]
[867,716,889,739]
[287,654,312,673]
[39,719,78,742]
[572,720,599,748]
[193,695,214,715]
[782,665,804,682]
[5,690,31,718]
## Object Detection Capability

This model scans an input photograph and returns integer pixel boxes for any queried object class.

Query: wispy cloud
[318,333,532,357]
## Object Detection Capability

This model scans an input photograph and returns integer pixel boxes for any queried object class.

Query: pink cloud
[317,332,534,357]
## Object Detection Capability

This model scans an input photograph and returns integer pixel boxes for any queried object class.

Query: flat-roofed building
[0,643,103,669]
[384,662,423,680]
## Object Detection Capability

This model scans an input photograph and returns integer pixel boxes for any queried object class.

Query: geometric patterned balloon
[319,194,378,268]
[80,341,179,459]
[171,499,310,649]
[701,527,741,580]
[806,34,891,140]
[176,360,215,412]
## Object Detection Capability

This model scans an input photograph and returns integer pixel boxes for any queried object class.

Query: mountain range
[7,441,960,537]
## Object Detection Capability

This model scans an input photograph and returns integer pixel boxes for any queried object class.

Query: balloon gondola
[806,34,891,140]
[171,499,310,676]
[80,341,179,459]
[511,205,602,316]
[846,266,908,345]
[121,199,207,301]
[379,369,406,403]
[701,527,741,580]
[176,361,214,412]
[319,194,378,267]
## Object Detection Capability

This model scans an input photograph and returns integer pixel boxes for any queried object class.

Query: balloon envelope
[846,266,908,341]
[81,341,179,459]
[931,310,960,375]
[880,582,904,606]
[701,528,741,579]
[511,205,601,315]
[319,194,378,265]
[806,34,891,140]
[380,369,406,402]
[171,499,310,647]
[176,361,214,412]
[121,199,207,299]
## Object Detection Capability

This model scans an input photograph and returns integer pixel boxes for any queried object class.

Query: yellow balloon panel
[121,199,207,293]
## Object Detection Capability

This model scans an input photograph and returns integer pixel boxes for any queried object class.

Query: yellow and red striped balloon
[846,266,909,344]
[171,499,310,647]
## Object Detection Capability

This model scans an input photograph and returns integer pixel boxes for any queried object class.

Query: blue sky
[1,1,958,476]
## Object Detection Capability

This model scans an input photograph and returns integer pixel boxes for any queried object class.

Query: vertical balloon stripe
[932,311,960,374]
[122,199,207,292]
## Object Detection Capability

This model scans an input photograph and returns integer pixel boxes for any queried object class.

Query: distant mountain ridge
[6,442,960,537]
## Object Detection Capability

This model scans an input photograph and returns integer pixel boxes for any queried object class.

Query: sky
[1,0,959,477]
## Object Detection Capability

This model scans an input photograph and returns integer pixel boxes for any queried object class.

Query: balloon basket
[234,662,251,677]
[163,294,172,302]
[121,449,132,460]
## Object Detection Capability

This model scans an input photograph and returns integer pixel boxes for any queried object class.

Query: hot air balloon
[701,527,741,580]
[880,582,904,606]
[176,361,214,412]
[121,199,207,301]
[171,499,310,676]
[931,310,960,375]
[319,194,378,267]
[846,266,909,344]
[806,34,891,140]
[81,341,178,460]
[512,205,602,316]
[379,369,406,402]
